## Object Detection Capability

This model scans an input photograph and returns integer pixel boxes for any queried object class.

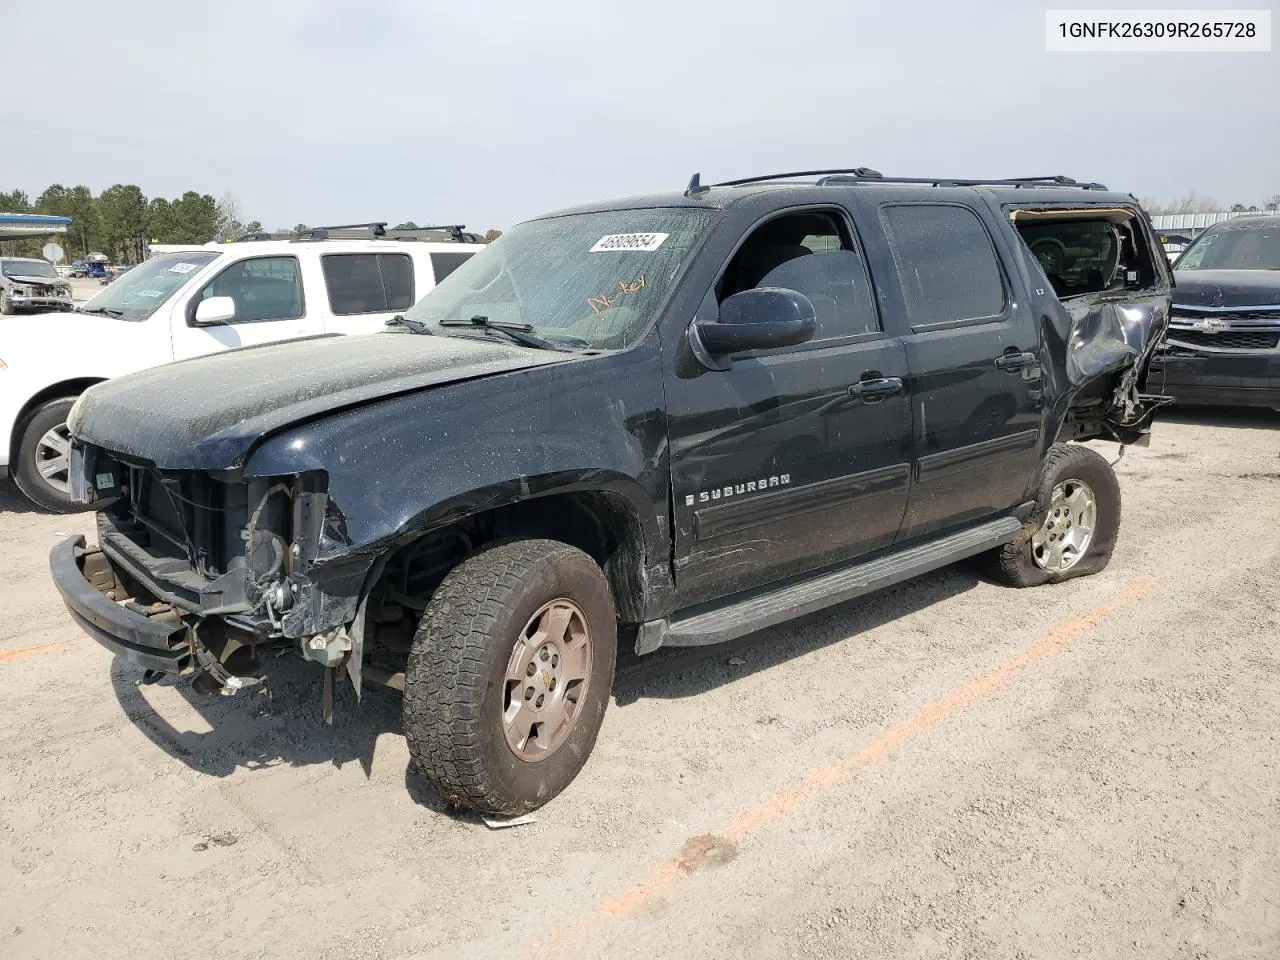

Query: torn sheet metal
[1011,228,1171,440]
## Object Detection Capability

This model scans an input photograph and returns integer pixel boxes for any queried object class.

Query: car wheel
[403,539,617,815]
[0,295,13,315]
[13,397,88,513]
[986,443,1121,588]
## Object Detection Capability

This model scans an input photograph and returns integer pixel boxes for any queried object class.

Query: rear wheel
[987,443,1121,587]
[13,397,85,513]
[403,539,617,815]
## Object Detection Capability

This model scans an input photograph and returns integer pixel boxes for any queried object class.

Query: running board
[641,517,1023,652]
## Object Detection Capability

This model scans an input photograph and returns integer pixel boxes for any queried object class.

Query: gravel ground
[1,410,1278,960]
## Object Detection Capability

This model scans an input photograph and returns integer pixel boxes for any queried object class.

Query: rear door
[863,199,1043,540]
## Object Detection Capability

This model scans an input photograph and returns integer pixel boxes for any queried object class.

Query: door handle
[994,350,1036,372]
[848,377,904,404]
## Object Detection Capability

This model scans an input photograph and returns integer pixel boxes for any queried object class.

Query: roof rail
[714,168,883,187]
[713,169,1108,191]
[290,222,484,243]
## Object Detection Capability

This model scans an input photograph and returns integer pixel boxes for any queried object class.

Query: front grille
[1166,329,1280,350]
[1172,310,1280,324]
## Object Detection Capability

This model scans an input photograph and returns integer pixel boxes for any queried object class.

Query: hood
[69,331,573,470]
[1171,270,1280,311]
[6,274,68,287]
[0,310,135,359]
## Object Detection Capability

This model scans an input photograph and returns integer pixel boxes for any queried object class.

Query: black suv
[51,170,1172,814]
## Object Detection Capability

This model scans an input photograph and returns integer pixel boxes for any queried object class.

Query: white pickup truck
[1,225,484,511]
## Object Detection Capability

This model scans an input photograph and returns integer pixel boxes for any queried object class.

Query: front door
[171,254,322,360]
[665,208,912,608]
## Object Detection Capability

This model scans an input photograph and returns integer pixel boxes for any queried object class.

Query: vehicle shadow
[0,479,45,516]
[107,562,982,816]
[611,564,981,705]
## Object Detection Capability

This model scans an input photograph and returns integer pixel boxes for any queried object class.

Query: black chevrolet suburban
[50,170,1172,814]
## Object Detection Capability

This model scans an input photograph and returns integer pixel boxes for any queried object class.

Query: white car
[1,224,485,511]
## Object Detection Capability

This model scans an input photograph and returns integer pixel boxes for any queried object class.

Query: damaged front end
[51,443,372,715]
[1009,203,1174,446]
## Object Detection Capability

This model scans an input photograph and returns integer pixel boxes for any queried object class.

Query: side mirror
[691,287,817,366]
[193,295,236,326]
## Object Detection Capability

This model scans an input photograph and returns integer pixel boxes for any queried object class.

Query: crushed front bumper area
[50,534,193,674]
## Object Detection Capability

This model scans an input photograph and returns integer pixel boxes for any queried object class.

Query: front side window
[405,208,713,350]
[322,253,415,315]
[81,251,222,321]
[1177,223,1280,271]
[881,204,1006,327]
[198,256,304,324]
[718,210,880,341]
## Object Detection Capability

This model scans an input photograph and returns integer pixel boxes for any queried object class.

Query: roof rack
[288,222,484,243]
[709,169,1109,191]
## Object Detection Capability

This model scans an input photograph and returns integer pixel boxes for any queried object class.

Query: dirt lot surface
[2,410,1278,960]
[69,277,102,303]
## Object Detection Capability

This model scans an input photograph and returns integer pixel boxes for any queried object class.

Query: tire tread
[403,538,609,815]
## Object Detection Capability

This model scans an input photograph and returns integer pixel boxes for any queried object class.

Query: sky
[2,0,1276,231]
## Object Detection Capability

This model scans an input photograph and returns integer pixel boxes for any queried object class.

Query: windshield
[2,259,58,279]
[404,208,714,349]
[80,251,221,320]
[1177,222,1280,271]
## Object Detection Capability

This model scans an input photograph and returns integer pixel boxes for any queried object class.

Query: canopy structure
[0,212,72,240]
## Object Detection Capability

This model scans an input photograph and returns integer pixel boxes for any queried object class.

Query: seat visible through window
[719,211,880,340]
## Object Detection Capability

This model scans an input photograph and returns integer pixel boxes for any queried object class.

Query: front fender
[243,344,671,615]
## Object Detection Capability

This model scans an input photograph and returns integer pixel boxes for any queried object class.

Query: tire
[0,295,13,315]
[403,539,617,815]
[986,443,1121,588]
[12,397,85,513]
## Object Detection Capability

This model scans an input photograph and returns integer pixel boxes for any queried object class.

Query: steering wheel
[1030,237,1068,276]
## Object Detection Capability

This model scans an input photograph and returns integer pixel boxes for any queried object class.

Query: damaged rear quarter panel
[242,342,672,632]
[1001,202,1173,441]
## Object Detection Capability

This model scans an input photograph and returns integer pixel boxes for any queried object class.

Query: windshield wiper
[76,306,125,317]
[385,314,431,334]
[438,315,572,352]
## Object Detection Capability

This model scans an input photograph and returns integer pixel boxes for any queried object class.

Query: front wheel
[12,397,87,513]
[0,295,13,315]
[403,539,617,815]
[987,443,1121,587]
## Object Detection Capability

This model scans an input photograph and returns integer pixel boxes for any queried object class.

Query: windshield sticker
[588,275,646,315]
[169,262,198,274]
[590,233,668,253]
[135,289,165,298]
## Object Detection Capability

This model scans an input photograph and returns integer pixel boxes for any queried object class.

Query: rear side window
[430,251,475,284]
[321,253,415,315]
[881,205,1005,327]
